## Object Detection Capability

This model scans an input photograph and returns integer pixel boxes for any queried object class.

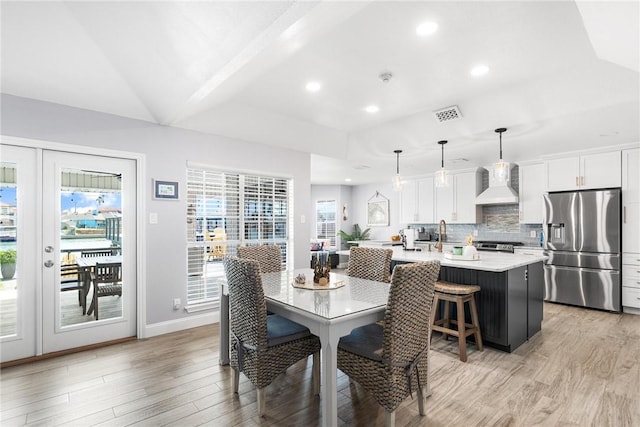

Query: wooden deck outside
[0,281,122,338]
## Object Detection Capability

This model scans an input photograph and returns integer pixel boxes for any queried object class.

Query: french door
[1,144,137,362]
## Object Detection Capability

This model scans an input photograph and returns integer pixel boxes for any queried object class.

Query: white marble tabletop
[261,269,389,320]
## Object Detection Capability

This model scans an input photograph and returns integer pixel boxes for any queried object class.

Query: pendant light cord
[394,149,402,174]
[495,128,507,161]
[437,140,447,168]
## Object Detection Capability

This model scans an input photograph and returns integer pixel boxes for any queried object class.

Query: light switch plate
[149,212,158,224]
[530,230,537,238]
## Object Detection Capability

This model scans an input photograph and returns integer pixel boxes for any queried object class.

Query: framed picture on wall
[367,199,389,226]
[153,179,179,200]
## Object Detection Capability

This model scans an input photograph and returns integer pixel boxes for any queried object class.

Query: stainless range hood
[475,163,519,205]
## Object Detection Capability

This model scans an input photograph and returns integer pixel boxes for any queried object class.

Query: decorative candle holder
[313,252,331,284]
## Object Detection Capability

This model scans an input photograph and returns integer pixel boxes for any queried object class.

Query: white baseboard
[141,311,220,338]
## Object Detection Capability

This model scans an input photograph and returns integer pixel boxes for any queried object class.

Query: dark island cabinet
[438,261,544,353]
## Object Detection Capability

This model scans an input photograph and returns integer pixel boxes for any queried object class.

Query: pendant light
[493,127,509,183]
[392,149,403,191]
[435,140,449,187]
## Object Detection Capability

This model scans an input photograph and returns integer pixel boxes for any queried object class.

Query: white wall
[311,181,403,246]
[1,94,311,333]
[309,184,352,248]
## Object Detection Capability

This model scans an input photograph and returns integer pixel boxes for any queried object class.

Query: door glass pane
[59,169,122,326]
[0,163,18,337]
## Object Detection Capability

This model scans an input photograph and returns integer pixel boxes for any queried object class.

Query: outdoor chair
[337,261,440,427]
[81,249,114,258]
[60,263,89,314]
[223,256,321,417]
[89,262,122,320]
[346,246,393,283]
[206,227,227,261]
[236,245,282,273]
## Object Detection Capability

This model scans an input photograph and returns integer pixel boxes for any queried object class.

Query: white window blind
[186,168,292,307]
[316,199,336,247]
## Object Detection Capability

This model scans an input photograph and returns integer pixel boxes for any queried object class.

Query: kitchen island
[389,247,547,352]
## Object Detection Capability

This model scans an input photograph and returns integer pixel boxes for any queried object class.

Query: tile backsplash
[413,204,543,247]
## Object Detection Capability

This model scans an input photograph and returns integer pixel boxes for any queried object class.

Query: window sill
[185,301,218,313]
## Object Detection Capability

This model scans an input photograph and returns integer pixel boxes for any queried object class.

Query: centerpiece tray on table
[291,278,345,290]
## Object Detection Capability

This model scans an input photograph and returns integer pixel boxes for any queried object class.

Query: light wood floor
[1,302,639,426]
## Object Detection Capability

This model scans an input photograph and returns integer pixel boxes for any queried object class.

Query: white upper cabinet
[435,170,481,224]
[622,148,639,204]
[400,177,435,224]
[400,180,418,224]
[417,177,435,223]
[519,163,545,224]
[546,151,621,191]
[622,148,640,254]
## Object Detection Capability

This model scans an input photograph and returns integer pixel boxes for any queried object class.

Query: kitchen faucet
[435,219,447,252]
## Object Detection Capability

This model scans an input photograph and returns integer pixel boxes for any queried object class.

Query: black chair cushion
[338,323,384,362]
[266,314,311,347]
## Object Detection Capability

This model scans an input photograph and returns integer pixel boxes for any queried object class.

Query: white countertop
[391,247,546,272]
[338,246,547,272]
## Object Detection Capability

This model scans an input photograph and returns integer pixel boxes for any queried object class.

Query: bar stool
[430,281,483,362]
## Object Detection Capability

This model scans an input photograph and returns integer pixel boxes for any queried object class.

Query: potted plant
[0,249,17,280]
[337,224,371,248]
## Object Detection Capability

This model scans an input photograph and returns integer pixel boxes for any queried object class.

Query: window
[316,199,336,247]
[186,167,292,308]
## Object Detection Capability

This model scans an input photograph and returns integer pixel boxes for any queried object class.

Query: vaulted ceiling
[2,1,638,185]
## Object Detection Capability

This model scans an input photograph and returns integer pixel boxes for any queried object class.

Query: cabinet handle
[581,176,585,186]
[575,176,579,186]
[624,206,626,224]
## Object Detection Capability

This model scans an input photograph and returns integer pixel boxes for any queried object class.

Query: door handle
[44,260,54,268]
[44,246,54,253]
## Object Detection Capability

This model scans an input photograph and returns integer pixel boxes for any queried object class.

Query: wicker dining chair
[346,246,393,283]
[237,245,283,273]
[223,256,321,417]
[337,261,441,427]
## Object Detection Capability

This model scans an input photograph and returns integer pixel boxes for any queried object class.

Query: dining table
[219,268,391,427]
[76,255,122,316]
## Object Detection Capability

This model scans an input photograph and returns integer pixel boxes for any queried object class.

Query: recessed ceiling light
[305,81,321,92]
[344,178,352,182]
[365,105,379,113]
[416,21,438,36]
[470,65,489,77]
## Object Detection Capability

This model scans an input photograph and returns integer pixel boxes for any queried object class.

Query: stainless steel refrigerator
[543,188,621,312]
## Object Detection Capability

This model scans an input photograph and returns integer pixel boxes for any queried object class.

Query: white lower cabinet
[623,253,640,312]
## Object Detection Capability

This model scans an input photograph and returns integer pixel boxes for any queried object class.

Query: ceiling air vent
[433,105,462,123]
